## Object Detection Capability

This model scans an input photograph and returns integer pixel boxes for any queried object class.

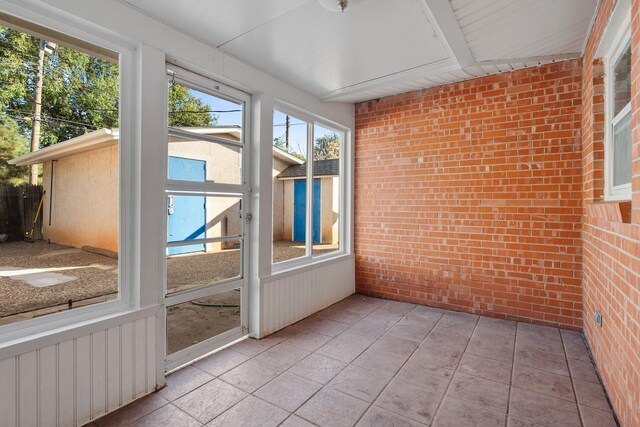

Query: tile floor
[90,295,618,427]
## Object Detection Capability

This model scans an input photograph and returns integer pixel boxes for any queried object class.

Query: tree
[0,113,28,185]
[313,132,340,160]
[168,83,217,127]
[0,26,216,150]
[273,136,306,161]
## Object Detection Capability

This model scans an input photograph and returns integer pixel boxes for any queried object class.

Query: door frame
[163,66,251,372]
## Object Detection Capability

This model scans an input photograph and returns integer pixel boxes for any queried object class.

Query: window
[603,5,632,200]
[272,107,344,266]
[0,20,124,328]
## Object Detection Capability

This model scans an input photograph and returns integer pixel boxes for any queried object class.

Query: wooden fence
[0,185,44,242]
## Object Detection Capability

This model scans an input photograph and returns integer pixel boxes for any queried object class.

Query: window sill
[587,200,632,223]
[268,251,353,280]
[0,304,160,360]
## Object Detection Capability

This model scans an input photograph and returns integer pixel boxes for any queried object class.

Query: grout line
[506,322,519,425]
[430,313,481,426]
[560,328,585,427]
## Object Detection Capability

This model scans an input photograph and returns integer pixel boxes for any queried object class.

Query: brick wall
[581,0,640,425]
[354,60,584,329]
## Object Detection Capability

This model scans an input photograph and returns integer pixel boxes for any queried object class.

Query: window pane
[168,137,242,185]
[167,195,241,244]
[166,288,241,355]
[167,239,241,294]
[613,42,632,116]
[613,111,632,187]
[0,24,120,326]
[312,125,341,257]
[272,110,308,263]
[168,80,243,131]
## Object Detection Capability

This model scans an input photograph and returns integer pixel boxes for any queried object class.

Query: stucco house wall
[42,145,119,253]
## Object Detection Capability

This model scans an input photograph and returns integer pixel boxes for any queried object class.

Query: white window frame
[600,0,632,201]
[271,101,350,273]
[0,12,137,345]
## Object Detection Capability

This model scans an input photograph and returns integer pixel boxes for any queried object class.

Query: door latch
[245,213,253,223]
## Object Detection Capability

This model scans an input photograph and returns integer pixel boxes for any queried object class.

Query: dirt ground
[0,241,118,323]
[273,240,340,263]
[166,289,241,355]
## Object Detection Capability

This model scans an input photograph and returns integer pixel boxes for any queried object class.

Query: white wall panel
[0,314,157,427]
[260,257,355,336]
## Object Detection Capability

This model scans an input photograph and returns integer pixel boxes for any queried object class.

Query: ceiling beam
[421,0,475,67]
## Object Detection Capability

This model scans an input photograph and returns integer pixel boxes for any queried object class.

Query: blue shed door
[168,156,206,255]
[293,179,321,244]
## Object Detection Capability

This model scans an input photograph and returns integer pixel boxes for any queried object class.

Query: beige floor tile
[512,365,575,402]
[296,388,369,427]
[573,379,611,411]
[206,396,288,427]
[284,331,333,352]
[509,388,581,427]
[219,359,283,393]
[193,349,249,377]
[389,320,437,342]
[514,347,569,376]
[413,342,464,370]
[465,335,515,362]
[352,347,409,376]
[447,372,510,413]
[173,379,247,424]
[457,353,512,385]
[315,336,370,363]
[560,330,591,361]
[579,405,618,427]
[327,364,392,402]
[375,378,444,425]
[356,405,427,426]
[254,342,310,369]
[158,366,214,402]
[433,396,506,427]
[289,353,347,384]
[369,333,419,358]
[134,404,201,427]
[396,357,454,392]
[254,372,322,412]
[567,358,599,383]
[281,414,317,427]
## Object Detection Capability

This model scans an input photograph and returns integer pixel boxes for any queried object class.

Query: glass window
[272,108,344,266]
[0,23,121,326]
[272,110,308,263]
[166,288,241,355]
[607,39,632,198]
[312,124,341,257]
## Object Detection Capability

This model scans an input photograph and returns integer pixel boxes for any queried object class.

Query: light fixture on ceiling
[317,0,349,12]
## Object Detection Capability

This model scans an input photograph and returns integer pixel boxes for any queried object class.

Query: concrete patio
[90,295,616,427]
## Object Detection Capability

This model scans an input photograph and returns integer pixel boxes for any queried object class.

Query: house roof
[278,158,339,179]
[10,127,302,167]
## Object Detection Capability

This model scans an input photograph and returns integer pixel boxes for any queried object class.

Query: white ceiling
[120,0,599,103]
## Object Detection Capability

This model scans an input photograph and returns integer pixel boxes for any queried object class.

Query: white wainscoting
[260,256,355,336]
[0,313,158,427]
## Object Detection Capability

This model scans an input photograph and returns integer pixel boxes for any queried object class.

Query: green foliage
[0,113,28,185]
[0,25,216,150]
[313,132,340,160]
[168,83,217,127]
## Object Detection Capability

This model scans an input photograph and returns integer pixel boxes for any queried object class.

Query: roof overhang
[273,146,305,165]
[9,128,118,166]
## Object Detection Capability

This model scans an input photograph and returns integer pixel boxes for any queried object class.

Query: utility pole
[285,114,290,151]
[29,39,46,185]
